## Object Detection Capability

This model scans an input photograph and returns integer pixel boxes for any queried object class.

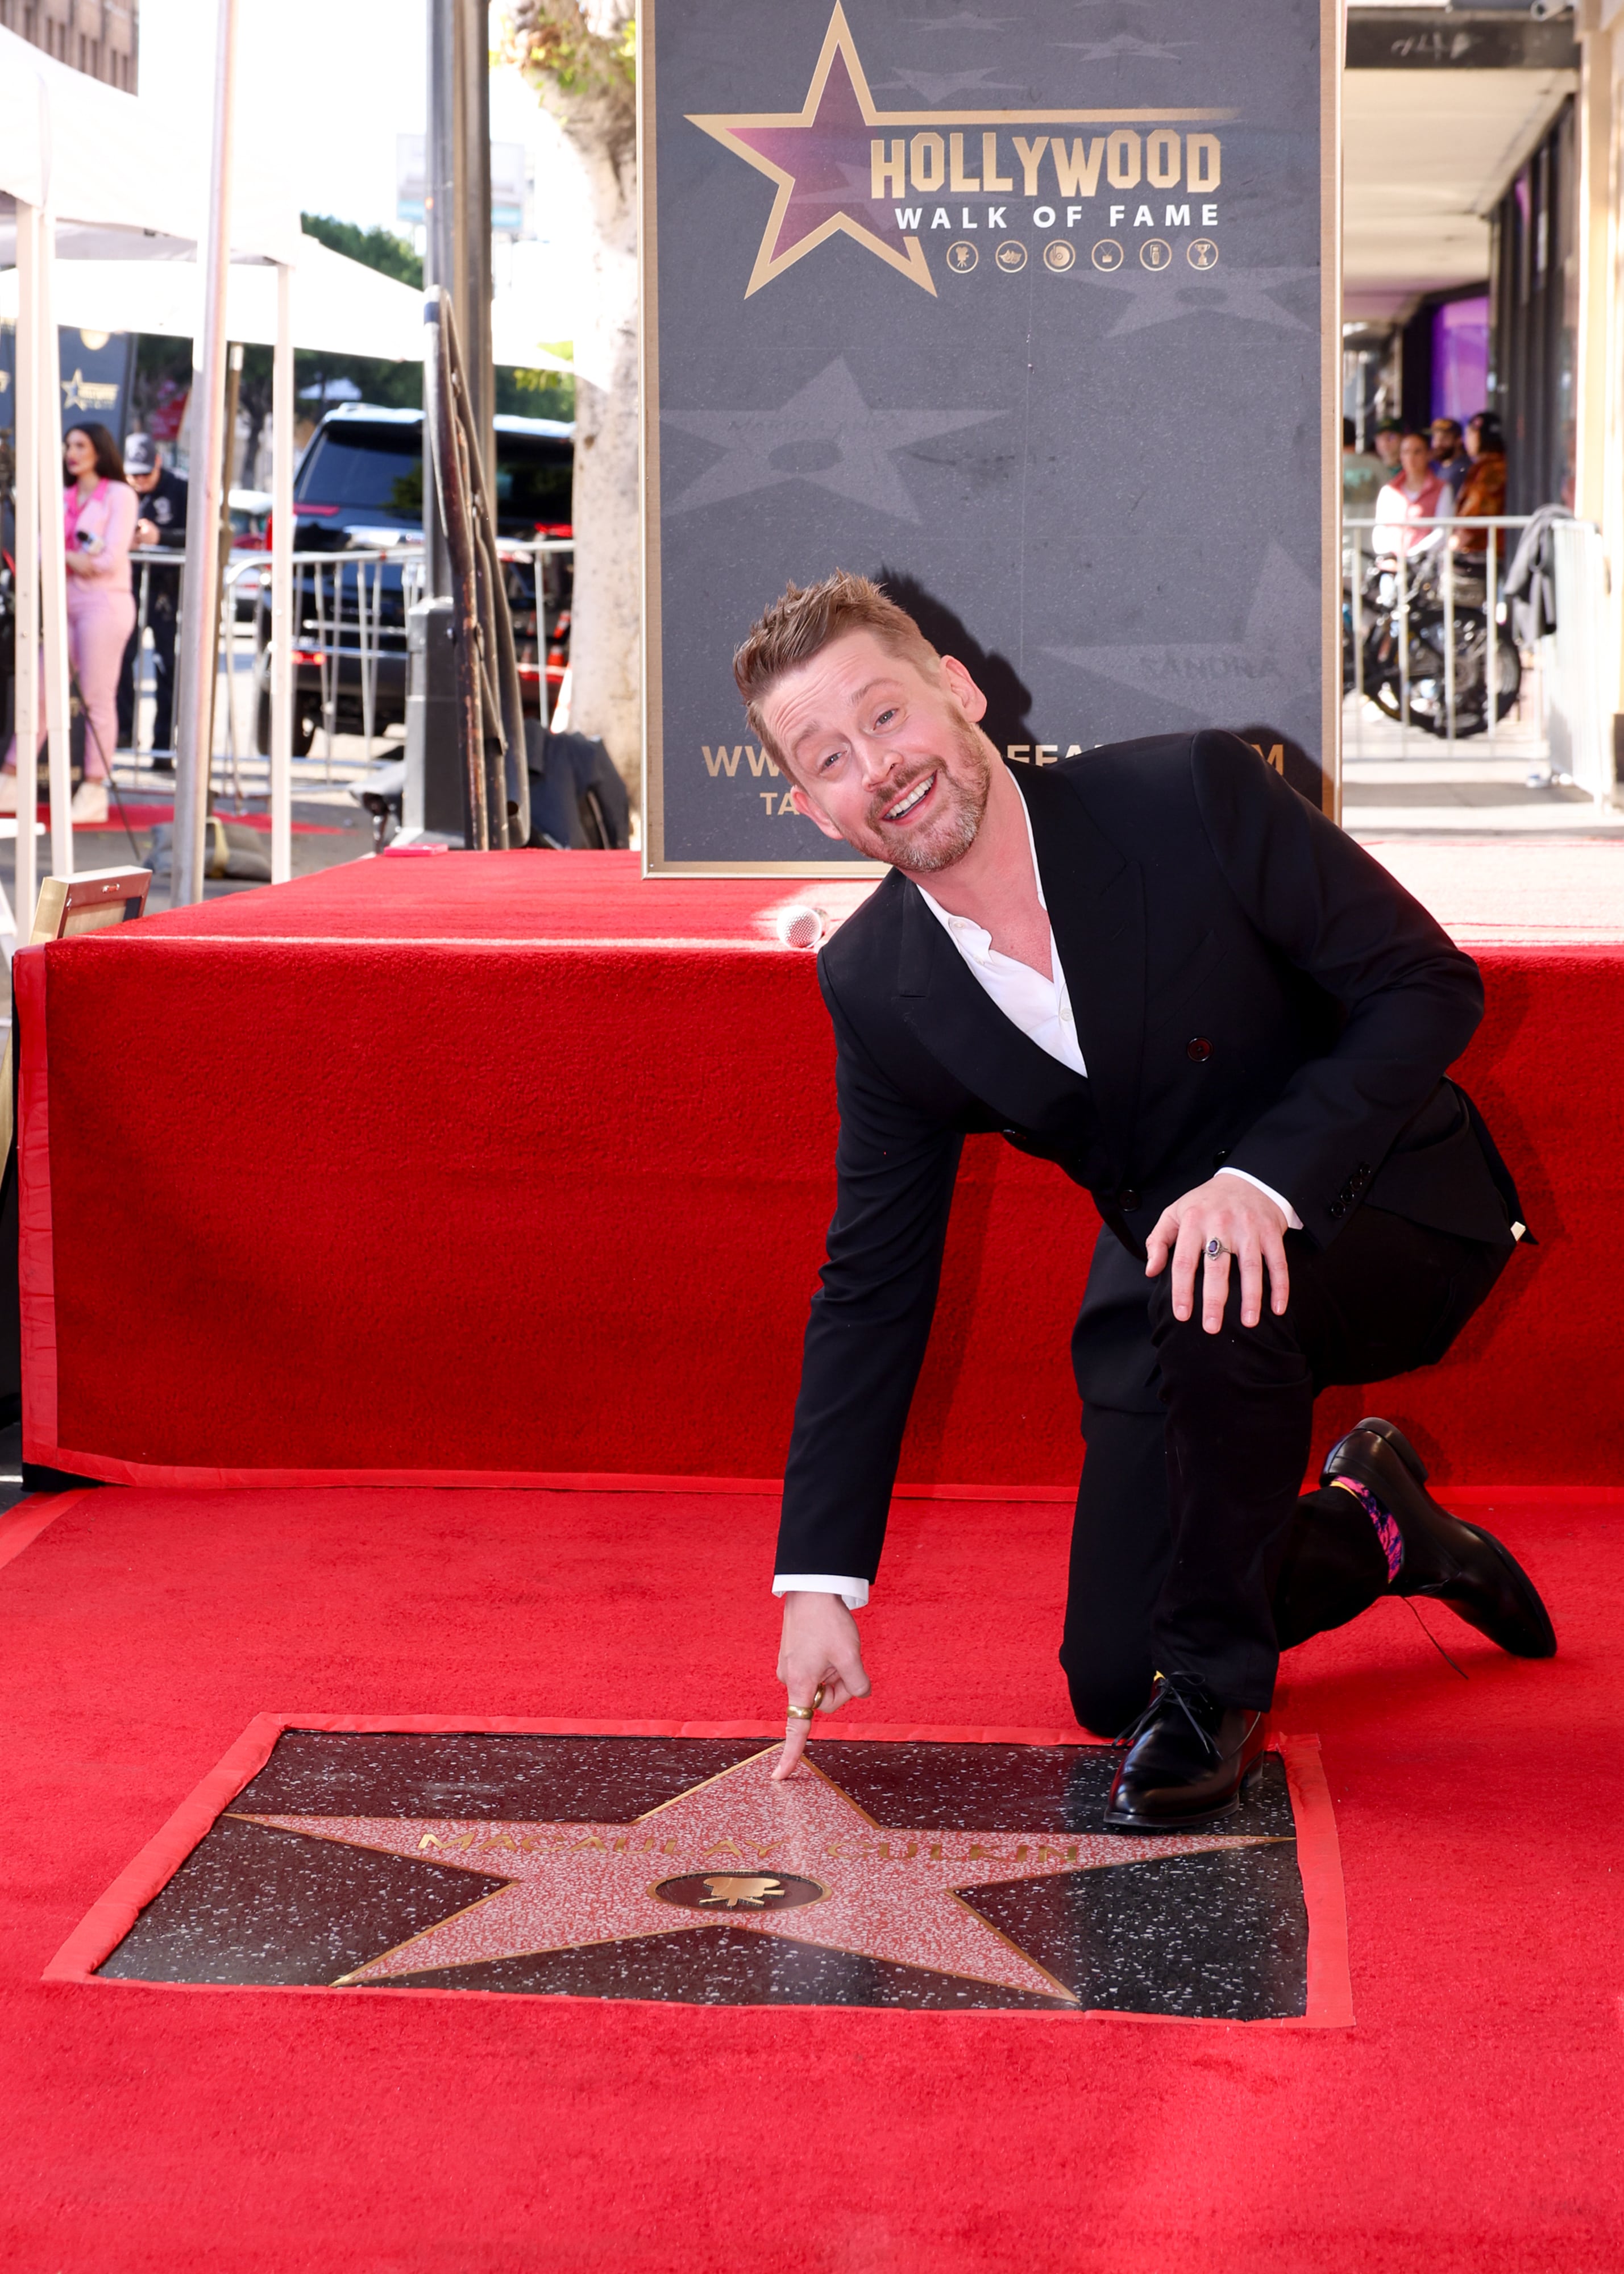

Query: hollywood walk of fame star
[1058,35,1188,63]
[662,356,1003,524]
[1047,541,1319,719]
[687,2,1233,299]
[906,10,1016,29]
[1082,262,1315,337]
[234,1746,1280,2004]
[877,67,1023,105]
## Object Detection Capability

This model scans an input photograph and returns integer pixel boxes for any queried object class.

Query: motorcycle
[1344,546,1522,738]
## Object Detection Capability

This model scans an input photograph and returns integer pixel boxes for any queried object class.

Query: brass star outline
[687,1,1236,300]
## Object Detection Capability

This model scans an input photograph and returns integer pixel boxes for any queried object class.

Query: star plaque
[58,1721,1349,2021]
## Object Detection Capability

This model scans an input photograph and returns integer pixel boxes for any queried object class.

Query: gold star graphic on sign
[234,1746,1278,2005]
[687,1,1235,299]
[689,5,936,298]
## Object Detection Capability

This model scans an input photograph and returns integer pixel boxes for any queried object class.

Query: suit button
[1327,1201,1345,1219]
[1186,1036,1213,1063]
[1119,1189,1141,1213]
[1212,1147,1230,1167]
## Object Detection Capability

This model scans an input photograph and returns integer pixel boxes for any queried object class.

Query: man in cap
[117,433,188,769]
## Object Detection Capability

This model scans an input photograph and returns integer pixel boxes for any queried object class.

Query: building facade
[0,0,137,92]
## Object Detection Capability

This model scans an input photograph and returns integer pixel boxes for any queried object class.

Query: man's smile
[882,772,937,824]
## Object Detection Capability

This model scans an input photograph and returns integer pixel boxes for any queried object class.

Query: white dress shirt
[774,794,1300,1611]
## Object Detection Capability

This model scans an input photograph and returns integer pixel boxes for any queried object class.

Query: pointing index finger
[771,1683,824,1782]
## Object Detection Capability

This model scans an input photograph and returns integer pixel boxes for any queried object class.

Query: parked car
[254,404,572,756]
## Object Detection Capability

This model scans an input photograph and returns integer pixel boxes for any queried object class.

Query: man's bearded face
[762,631,995,877]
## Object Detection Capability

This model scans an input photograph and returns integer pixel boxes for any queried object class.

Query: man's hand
[772,1590,870,1780]
[134,518,159,549]
[1145,1175,1290,1332]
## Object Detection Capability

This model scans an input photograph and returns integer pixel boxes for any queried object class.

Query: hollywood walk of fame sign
[62,1725,1348,2020]
[641,0,1340,872]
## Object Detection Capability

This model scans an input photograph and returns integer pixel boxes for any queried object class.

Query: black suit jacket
[775,731,1520,1583]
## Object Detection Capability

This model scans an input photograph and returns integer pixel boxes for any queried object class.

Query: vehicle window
[495,435,572,528]
[297,426,423,519]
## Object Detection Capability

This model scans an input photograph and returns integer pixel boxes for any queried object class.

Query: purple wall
[1432,296,1490,424]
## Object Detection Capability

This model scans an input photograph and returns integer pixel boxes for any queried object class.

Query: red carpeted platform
[13,850,1623,1488]
[1,1481,1619,2270]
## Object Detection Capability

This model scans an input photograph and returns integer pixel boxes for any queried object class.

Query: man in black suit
[740,572,1555,1829]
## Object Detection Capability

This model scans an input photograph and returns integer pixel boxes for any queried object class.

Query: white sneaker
[70,779,109,824]
[0,774,17,814]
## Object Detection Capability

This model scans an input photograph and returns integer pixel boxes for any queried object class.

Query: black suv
[255,404,572,756]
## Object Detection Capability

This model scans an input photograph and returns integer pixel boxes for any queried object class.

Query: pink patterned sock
[1334,1476,1404,1583]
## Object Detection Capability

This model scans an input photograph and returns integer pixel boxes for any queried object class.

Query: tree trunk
[565,141,641,810]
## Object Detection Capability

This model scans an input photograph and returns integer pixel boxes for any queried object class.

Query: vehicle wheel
[255,688,317,758]
[579,786,610,849]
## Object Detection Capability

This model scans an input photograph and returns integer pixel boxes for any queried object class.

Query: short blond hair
[733,570,939,772]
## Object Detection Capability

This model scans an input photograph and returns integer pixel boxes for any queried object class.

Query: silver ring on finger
[1205,1236,1227,1258]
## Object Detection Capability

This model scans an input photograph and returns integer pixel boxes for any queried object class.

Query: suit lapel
[894,869,1092,1134]
[1016,765,1146,1169]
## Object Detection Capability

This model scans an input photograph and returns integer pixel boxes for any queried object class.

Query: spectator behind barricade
[1372,430,1457,563]
[117,433,189,771]
[1342,416,1386,549]
[1373,418,1403,472]
[1451,412,1507,559]
[1430,416,1472,488]
[0,421,136,826]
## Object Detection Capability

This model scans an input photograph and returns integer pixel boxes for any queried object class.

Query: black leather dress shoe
[1322,1417,1557,1659]
[1103,1673,1269,1832]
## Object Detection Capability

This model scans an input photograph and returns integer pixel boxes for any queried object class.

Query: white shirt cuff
[1216,1165,1303,1232]
[772,1574,870,1610]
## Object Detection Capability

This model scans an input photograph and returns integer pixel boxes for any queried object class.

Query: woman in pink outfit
[1,421,139,824]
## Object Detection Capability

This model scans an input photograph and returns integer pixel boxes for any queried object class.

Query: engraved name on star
[1047,541,1320,719]
[234,1747,1277,2004]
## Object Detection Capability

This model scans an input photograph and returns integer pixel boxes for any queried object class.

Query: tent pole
[36,206,73,885]
[269,259,294,886]
[11,202,41,945]
[172,0,239,908]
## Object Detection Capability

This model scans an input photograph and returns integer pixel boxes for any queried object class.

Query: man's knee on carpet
[1060,1642,1153,1738]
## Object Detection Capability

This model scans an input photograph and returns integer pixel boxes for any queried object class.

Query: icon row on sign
[946,238,1219,276]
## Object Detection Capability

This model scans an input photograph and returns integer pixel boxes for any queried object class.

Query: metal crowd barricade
[1341,513,1612,808]
[121,536,575,806]
[122,545,187,765]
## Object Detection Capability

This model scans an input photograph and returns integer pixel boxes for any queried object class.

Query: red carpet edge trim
[14,948,57,1454]
[19,1442,1624,1503]
[1278,1733,1353,2029]
[0,1490,89,1573]
[43,1713,1352,2029]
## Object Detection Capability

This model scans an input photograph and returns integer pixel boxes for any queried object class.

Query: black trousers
[117,578,180,754]
[1059,1205,1512,1732]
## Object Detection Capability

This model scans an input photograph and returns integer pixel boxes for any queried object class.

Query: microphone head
[775,902,828,949]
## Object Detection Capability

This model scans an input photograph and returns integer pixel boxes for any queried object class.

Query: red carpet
[13,853,1622,1488]
[1,1480,1619,2270]
[48,804,347,834]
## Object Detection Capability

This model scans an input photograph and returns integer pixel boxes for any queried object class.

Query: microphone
[775,903,828,949]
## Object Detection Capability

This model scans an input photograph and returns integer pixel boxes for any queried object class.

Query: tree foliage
[495,3,637,176]
[300,213,424,290]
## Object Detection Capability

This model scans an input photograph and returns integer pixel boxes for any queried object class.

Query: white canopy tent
[1,10,301,924]
[0,235,572,370]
